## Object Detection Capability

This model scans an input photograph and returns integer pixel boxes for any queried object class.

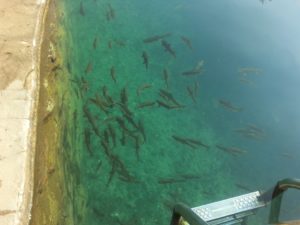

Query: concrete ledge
[0,0,49,225]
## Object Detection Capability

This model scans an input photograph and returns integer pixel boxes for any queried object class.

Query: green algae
[30,1,87,224]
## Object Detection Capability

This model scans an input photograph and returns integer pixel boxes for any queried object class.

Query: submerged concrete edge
[17,1,51,225]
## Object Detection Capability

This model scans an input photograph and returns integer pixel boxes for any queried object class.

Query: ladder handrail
[268,178,300,224]
[170,203,209,225]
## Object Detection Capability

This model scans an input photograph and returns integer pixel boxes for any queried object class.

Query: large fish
[187,86,196,104]
[218,99,242,112]
[143,33,171,43]
[161,40,176,58]
[185,138,209,149]
[89,94,110,114]
[172,135,197,149]
[109,4,115,18]
[216,145,247,155]
[110,66,116,83]
[180,36,193,50]
[93,37,98,49]
[157,100,184,110]
[79,2,85,16]
[163,69,169,88]
[136,83,152,96]
[142,51,149,69]
[137,101,156,109]
[108,124,116,147]
[83,106,101,137]
[84,128,93,156]
[182,60,205,76]
[120,87,128,105]
[159,89,182,107]
[85,62,93,74]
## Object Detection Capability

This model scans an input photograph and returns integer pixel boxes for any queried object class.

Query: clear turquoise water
[58,0,300,224]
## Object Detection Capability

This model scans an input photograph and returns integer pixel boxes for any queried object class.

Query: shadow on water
[48,0,300,224]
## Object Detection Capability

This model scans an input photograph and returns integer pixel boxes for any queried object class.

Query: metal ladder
[170,178,300,225]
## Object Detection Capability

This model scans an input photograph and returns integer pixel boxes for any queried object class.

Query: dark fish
[47,167,55,175]
[219,99,242,112]
[123,113,138,129]
[83,106,102,137]
[67,62,71,73]
[42,109,54,123]
[187,86,196,104]
[118,175,140,183]
[137,120,146,142]
[80,77,89,92]
[117,102,133,117]
[158,178,185,184]
[85,62,92,74]
[102,116,116,124]
[156,100,184,110]
[102,85,108,97]
[79,2,85,16]
[102,86,114,106]
[234,125,266,140]
[247,124,264,134]
[137,101,156,109]
[93,208,105,219]
[280,153,293,159]
[116,117,131,133]
[120,130,126,146]
[51,64,62,73]
[180,174,202,180]
[142,51,148,69]
[101,140,111,158]
[172,135,197,149]
[114,39,126,47]
[159,89,182,107]
[110,66,116,83]
[93,37,98,49]
[104,129,110,145]
[111,154,133,181]
[156,100,173,109]
[84,128,93,156]
[89,94,110,114]
[108,124,116,147]
[108,4,115,19]
[216,145,247,155]
[136,83,152,96]
[163,69,169,88]
[70,77,88,93]
[185,138,209,149]
[106,11,111,21]
[194,81,200,95]
[108,41,112,49]
[180,36,193,50]
[134,136,140,161]
[95,160,102,173]
[120,87,128,105]
[161,40,176,58]
[143,33,172,43]
[239,76,255,87]
[107,161,116,187]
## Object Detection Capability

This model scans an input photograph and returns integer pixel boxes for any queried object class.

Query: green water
[56,0,300,224]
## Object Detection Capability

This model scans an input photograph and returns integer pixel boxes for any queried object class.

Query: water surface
[57,0,300,224]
